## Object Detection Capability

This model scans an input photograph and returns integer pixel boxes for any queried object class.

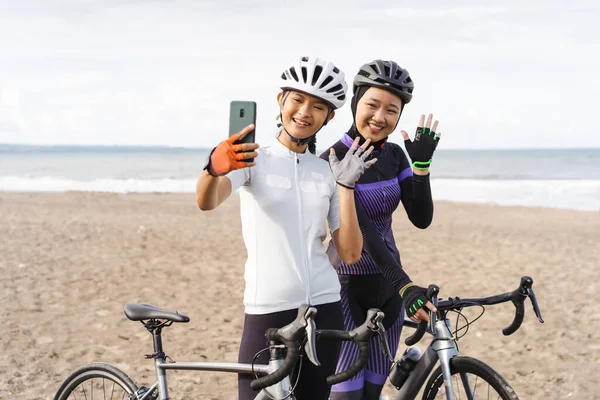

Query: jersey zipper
[294,153,311,304]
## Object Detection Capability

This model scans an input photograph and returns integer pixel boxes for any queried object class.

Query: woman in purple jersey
[321,60,441,400]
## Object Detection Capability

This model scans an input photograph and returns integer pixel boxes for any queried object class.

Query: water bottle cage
[389,347,422,389]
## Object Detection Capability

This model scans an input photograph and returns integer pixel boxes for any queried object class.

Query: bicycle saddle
[124,303,190,323]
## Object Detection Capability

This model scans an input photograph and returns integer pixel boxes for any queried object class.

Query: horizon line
[1,142,600,152]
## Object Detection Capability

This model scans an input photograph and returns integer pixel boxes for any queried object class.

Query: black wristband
[336,182,355,190]
[202,147,219,177]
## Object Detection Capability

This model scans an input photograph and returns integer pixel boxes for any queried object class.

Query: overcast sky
[0,0,598,149]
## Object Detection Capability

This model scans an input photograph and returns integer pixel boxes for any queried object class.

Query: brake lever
[366,310,383,330]
[303,307,321,366]
[374,317,394,363]
[427,285,440,335]
[527,287,544,323]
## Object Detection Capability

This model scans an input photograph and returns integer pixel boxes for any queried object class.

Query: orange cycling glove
[204,135,254,177]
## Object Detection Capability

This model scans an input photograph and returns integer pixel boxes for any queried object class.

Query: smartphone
[229,101,257,162]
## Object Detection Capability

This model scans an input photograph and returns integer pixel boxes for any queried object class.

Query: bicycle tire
[53,362,139,400]
[422,356,518,400]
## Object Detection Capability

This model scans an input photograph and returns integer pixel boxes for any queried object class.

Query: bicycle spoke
[56,364,137,400]
[82,382,89,400]
[454,374,461,400]
[433,372,505,399]
[424,358,517,400]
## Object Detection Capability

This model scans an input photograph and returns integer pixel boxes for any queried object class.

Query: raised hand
[401,114,441,171]
[329,137,377,189]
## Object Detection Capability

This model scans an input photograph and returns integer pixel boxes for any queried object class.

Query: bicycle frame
[392,318,461,400]
[137,359,292,400]
[138,329,294,400]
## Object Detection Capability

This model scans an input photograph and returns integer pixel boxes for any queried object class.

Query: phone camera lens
[240,109,245,118]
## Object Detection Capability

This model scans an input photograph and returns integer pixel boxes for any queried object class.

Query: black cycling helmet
[353,60,414,104]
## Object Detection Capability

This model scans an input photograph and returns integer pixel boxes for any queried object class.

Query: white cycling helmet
[279,56,348,109]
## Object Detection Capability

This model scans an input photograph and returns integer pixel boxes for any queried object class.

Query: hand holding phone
[203,101,259,177]
[204,125,259,176]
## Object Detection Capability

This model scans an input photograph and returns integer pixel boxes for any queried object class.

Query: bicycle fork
[395,319,459,400]
[433,319,460,400]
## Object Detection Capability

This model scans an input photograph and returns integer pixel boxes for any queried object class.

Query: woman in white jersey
[196,56,376,399]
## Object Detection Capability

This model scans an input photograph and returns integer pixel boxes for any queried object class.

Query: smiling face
[355,86,403,142]
[277,90,333,140]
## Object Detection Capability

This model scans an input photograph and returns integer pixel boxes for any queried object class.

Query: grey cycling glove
[329,146,375,189]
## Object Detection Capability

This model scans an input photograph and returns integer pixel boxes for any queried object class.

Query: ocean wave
[431,179,600,212]
[1,176,599,211]
[0,176,198,193]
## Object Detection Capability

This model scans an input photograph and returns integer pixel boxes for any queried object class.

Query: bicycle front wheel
[53,362,139,400]
[422,356,518,400]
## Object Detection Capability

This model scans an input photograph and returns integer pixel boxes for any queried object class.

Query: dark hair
[308,135,316,154]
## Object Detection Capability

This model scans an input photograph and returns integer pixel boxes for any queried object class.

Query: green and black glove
[404,127,440,170]
[400,283,430,318]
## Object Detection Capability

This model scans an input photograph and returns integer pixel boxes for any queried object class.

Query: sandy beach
[1,192,598,399]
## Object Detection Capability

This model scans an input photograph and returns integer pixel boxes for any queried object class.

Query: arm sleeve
[397,149,434,229]
[319,148,330,161]
[356,200,412,291]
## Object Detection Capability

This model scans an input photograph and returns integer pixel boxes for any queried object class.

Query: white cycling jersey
[226,130,341,314]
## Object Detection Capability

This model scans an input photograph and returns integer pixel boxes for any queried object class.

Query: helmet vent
[289,67,299,82]
[383,64,391,77]
[326,83,344,94]
[301,66,308,83]
[311,65,323,86]
[320,75,333,89]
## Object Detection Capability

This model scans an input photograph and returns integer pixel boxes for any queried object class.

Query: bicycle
[53,303,389,400]
[378,275,544,400]
[52,276,543,400]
